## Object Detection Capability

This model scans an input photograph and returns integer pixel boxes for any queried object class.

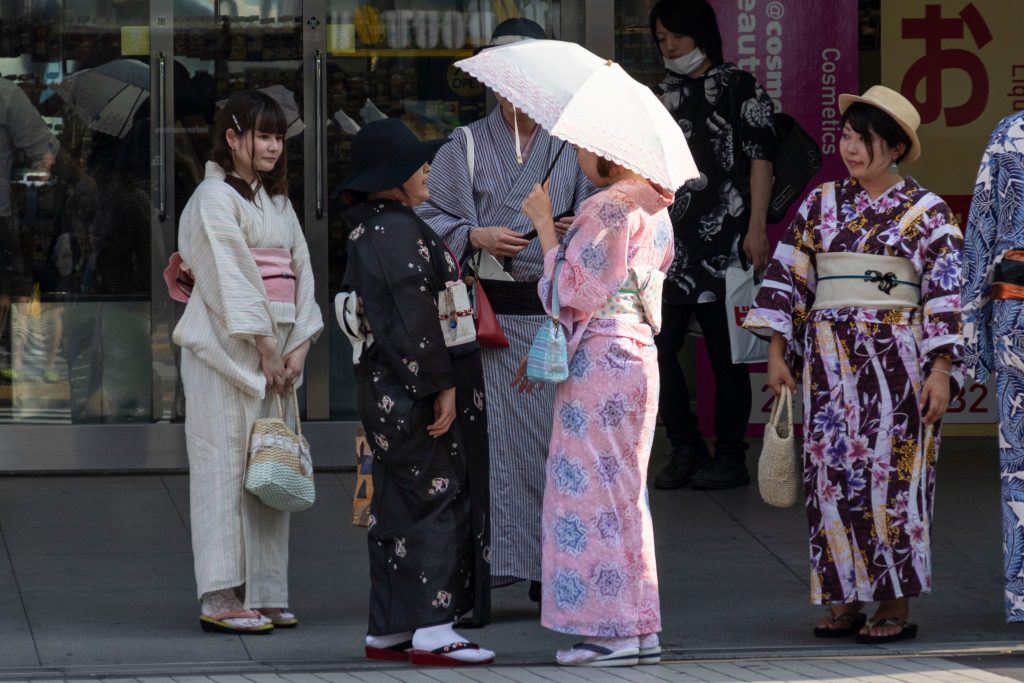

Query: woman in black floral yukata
[650,0,778,493]
[339,118,492,667]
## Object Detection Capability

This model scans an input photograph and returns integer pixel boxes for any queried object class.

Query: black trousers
[655,299,751,461]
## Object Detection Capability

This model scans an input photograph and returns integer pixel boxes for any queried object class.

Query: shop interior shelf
[328,48,475,58]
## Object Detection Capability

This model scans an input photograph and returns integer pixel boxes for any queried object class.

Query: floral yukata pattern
[962,112,1024,621]
[537,179,674,636]
[744,177,963,604]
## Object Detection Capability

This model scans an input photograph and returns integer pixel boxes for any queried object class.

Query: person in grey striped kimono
[417,19,595,613]
[173,91,323,634]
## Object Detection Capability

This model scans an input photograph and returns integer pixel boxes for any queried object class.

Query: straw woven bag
[245,390,315,512]
[758,384,801,508]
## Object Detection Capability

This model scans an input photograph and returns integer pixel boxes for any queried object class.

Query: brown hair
[210,90,289,202]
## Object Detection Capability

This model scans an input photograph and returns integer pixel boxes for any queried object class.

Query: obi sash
[993,250,1024,300]
[163,248,296,304]
[592,266,665,333]
[812,252,920,311]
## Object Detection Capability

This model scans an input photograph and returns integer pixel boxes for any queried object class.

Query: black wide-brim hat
[472,17,546,54]
[341,118,449,193]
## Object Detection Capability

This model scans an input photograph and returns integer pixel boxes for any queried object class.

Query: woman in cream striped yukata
[173,91,323,634]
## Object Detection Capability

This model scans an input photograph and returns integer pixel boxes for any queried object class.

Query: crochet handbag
[526,260,568,384]
[757,384,800,508]
[245,389,316,512]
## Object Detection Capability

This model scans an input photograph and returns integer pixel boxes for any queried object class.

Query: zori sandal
[557,643,640,667]
[255,609,298,628]
[365,639,414,661]
[813,609,867,638]
[199,610,273,634]
[854,618,918,644]
[409,641,495,666]
[639,644,662,665]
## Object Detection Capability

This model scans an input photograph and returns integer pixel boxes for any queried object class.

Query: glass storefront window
[165,0,306,422]
[0,0,152,424]
[324,0,584,419]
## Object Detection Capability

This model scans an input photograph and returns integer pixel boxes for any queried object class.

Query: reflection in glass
[0,0,152,424]
[324,0,582,419]
[167,0,306,421]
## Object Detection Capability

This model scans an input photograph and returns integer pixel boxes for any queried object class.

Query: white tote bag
[725,264,769,364]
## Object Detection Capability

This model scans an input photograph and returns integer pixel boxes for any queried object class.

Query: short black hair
[649,0,724,65]
[841,102,913,165]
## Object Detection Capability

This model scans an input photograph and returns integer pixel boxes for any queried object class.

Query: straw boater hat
[838,85,922,163]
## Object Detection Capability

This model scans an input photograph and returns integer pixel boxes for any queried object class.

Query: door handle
[314,48,324,220]
[157,52,167,222]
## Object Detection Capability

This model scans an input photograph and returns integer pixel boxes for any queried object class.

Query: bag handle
[272,388,303,438]
[550,258,563,321]
[768,384,793,435]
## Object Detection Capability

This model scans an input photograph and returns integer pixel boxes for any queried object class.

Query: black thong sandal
[853,618,918,644]
[813,609,867,638]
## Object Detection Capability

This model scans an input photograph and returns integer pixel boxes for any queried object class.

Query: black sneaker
[689,456,750,490]
[654,442,711,489]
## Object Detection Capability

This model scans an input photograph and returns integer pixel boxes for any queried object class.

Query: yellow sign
[120,26,150,56]
[882,1,1017,197]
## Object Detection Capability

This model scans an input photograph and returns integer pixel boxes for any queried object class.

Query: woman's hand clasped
[256,335,287,394]
[427,387,457,438]
[282,340,311,388]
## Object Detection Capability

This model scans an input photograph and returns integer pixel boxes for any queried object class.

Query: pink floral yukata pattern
[744,177,964,605]
[537,179,674,636]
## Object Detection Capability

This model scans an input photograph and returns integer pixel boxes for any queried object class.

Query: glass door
[323,0,585,418]
[0,0,153,425]
[155,0,307,421]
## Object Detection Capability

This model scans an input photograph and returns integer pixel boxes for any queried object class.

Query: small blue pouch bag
[527,260,569,384]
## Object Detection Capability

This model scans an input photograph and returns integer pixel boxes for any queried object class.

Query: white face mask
[664,48,706,75]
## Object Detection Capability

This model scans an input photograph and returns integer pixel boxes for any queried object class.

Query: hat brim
[341,137,449,193]
[838,93,921,163]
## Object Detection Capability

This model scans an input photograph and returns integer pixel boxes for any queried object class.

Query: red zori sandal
[409,641,495,666]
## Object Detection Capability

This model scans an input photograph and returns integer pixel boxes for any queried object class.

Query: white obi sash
[592,266,665,333]
[812,253,920,311]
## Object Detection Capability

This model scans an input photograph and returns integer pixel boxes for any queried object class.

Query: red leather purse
[474,278,510,348]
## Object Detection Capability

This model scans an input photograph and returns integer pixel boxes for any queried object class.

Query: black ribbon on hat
[863,270,899,294]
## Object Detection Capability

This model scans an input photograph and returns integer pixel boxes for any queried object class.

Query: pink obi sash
[163,248,296,303]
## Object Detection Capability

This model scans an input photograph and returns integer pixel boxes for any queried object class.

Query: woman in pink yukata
[518,147,674,667]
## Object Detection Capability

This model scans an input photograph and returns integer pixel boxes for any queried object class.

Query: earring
[889,161,899,174]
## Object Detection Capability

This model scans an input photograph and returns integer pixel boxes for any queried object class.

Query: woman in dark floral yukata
[339,118,492,667]
[744,86,963,645]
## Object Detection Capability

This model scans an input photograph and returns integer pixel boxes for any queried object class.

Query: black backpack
[728,79,822,224]
[764,112,822,224]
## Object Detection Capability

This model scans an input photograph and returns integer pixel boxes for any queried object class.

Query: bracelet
[930,367,952,377]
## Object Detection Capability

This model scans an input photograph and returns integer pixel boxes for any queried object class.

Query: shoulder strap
[458,126,475,185]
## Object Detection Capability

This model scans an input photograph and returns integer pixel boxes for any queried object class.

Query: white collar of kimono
[204,160,261,190]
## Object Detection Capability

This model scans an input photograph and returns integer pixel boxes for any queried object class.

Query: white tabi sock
[413,622,494,663]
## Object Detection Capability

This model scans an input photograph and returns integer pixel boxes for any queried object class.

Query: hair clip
[232,114,243,132]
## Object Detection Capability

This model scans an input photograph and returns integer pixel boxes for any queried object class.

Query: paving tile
[347,672,406,683]
[309,674,365,683]
[209,676,257,683]
[281,675,339,683]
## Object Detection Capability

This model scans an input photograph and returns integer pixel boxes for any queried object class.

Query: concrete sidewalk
[0,436,1018,678]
